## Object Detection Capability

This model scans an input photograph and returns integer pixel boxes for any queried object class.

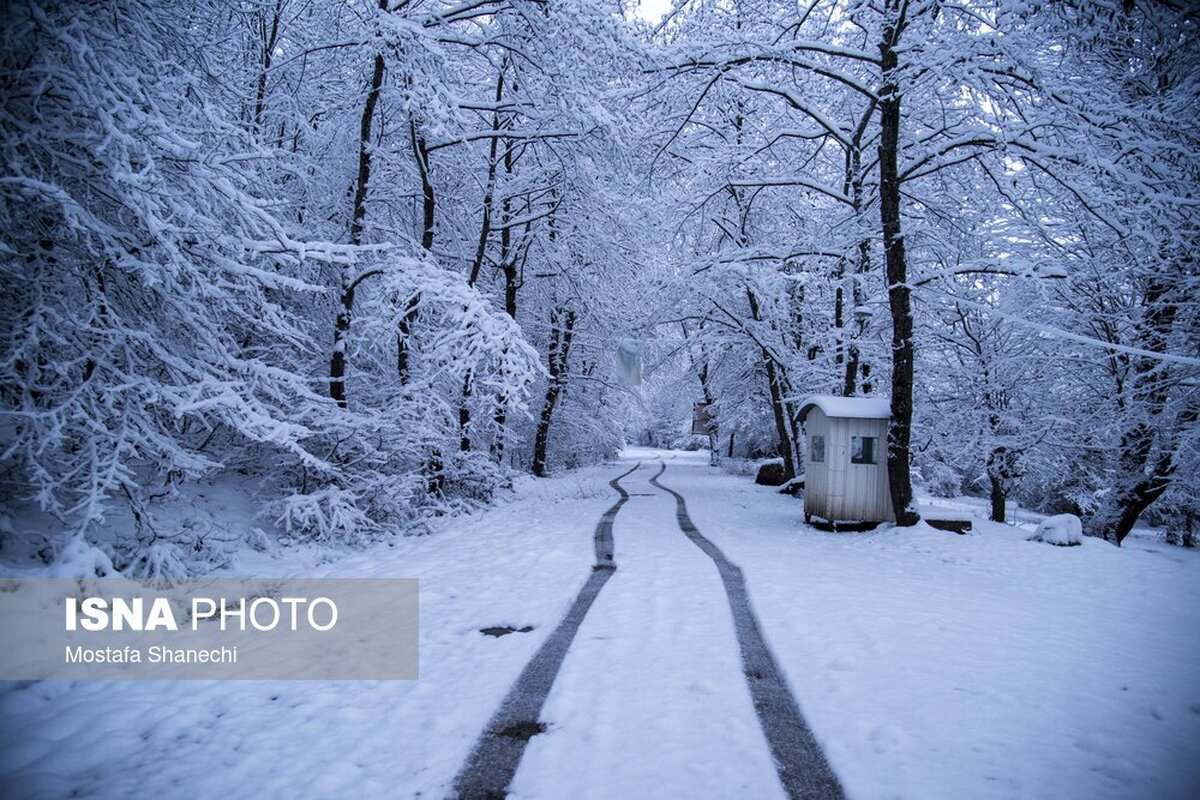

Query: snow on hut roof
[797,395,891,421]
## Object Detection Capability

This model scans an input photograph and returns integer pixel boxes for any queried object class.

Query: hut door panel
[804,411,829,519]
[827,417,849,518]
[846,418,891,522]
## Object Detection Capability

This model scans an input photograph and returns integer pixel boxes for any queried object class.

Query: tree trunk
[747,288,797,479]
[877,4,919,526]
[1089,451,1175,546]
[329,286,354,408]
[459,66,506,450]
[1086,273,1187,545]
[467,67,505,287]
[681,322,720,462]
[329,48,384,407]
[986,445,1018,523]
[532,307,576,477]
[252,0,283,133]
[697,361,719,464]
[458,373,473,452]
[397,120,434,385]
[841,108,875,397]
[988,473,1006,524]
[834,281,845,379]
[844,234,872,396]
[491,121,518,463]
[491,268,517,462]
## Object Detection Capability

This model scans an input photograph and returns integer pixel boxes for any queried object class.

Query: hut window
[850,436,877,465]
[810,435,825,463]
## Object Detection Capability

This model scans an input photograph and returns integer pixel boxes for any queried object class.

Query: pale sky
[635,0,673,23]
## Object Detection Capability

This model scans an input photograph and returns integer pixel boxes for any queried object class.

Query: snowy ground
[2,449,1199,799]
[652,449,1200,799]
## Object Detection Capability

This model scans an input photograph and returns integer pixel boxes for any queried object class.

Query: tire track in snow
[451,462,640,799]
[649,462,845,800]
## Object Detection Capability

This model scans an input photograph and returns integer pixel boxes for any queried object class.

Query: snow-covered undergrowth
[1,477,283,581]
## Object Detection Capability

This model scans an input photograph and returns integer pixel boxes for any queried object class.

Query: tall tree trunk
[491,263,517,462]
[840,105,876,396]
[458,373,473,452]
[252,0,283,133]
[329,47,384,408]
[682,319,719,462]
[397,120,434,384]
[834,280,845,380]
[491,122,518,463]
[747,288,798,479]
[988,473,1006,524]
[986,445,1017,524]
[459,66,506,450]
[532,307,576,477]
[878,2,920,526]
[697,360,719,464]
[844,205,872,395]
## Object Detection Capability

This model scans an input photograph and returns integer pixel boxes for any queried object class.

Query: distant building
[798,395,894,524]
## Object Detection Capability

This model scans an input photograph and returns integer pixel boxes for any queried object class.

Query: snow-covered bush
[43,536,116,579]
[721,458,761,478]
[913,455,965,500]
[1028,514,1083,547]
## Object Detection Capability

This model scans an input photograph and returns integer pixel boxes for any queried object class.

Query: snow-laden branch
[918,287,1200,368]
[727,176,854,206]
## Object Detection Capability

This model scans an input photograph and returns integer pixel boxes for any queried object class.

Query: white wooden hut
[798,395,894,524]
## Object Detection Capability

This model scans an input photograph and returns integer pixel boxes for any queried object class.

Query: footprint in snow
[480,625,534,638]
[828,656,856,672]
[870,724,907,754]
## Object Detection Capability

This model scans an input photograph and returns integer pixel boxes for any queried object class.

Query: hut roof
[797,395,891,421]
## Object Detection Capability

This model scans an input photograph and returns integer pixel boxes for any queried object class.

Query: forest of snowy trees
[1,0,1197,576]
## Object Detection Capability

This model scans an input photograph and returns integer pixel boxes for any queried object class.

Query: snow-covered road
[506,460,796,799]
[3,449,1198,799]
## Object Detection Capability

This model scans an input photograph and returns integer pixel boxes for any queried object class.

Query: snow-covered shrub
[45,536,116,579]
[1164,518,1196,549]
[721,458,761,477]
[913,456,965,499]
[344,260,541,506]
[1157,490,1198,548]
[124,542,193,584]
[275,486,379,545]
[1028,514,1083,547]
[438,450,515,507]
[570,475,606,499]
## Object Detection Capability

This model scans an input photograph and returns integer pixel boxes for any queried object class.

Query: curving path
[451,463,640,798]
[650,462,843,799]
[453,458,841,799]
